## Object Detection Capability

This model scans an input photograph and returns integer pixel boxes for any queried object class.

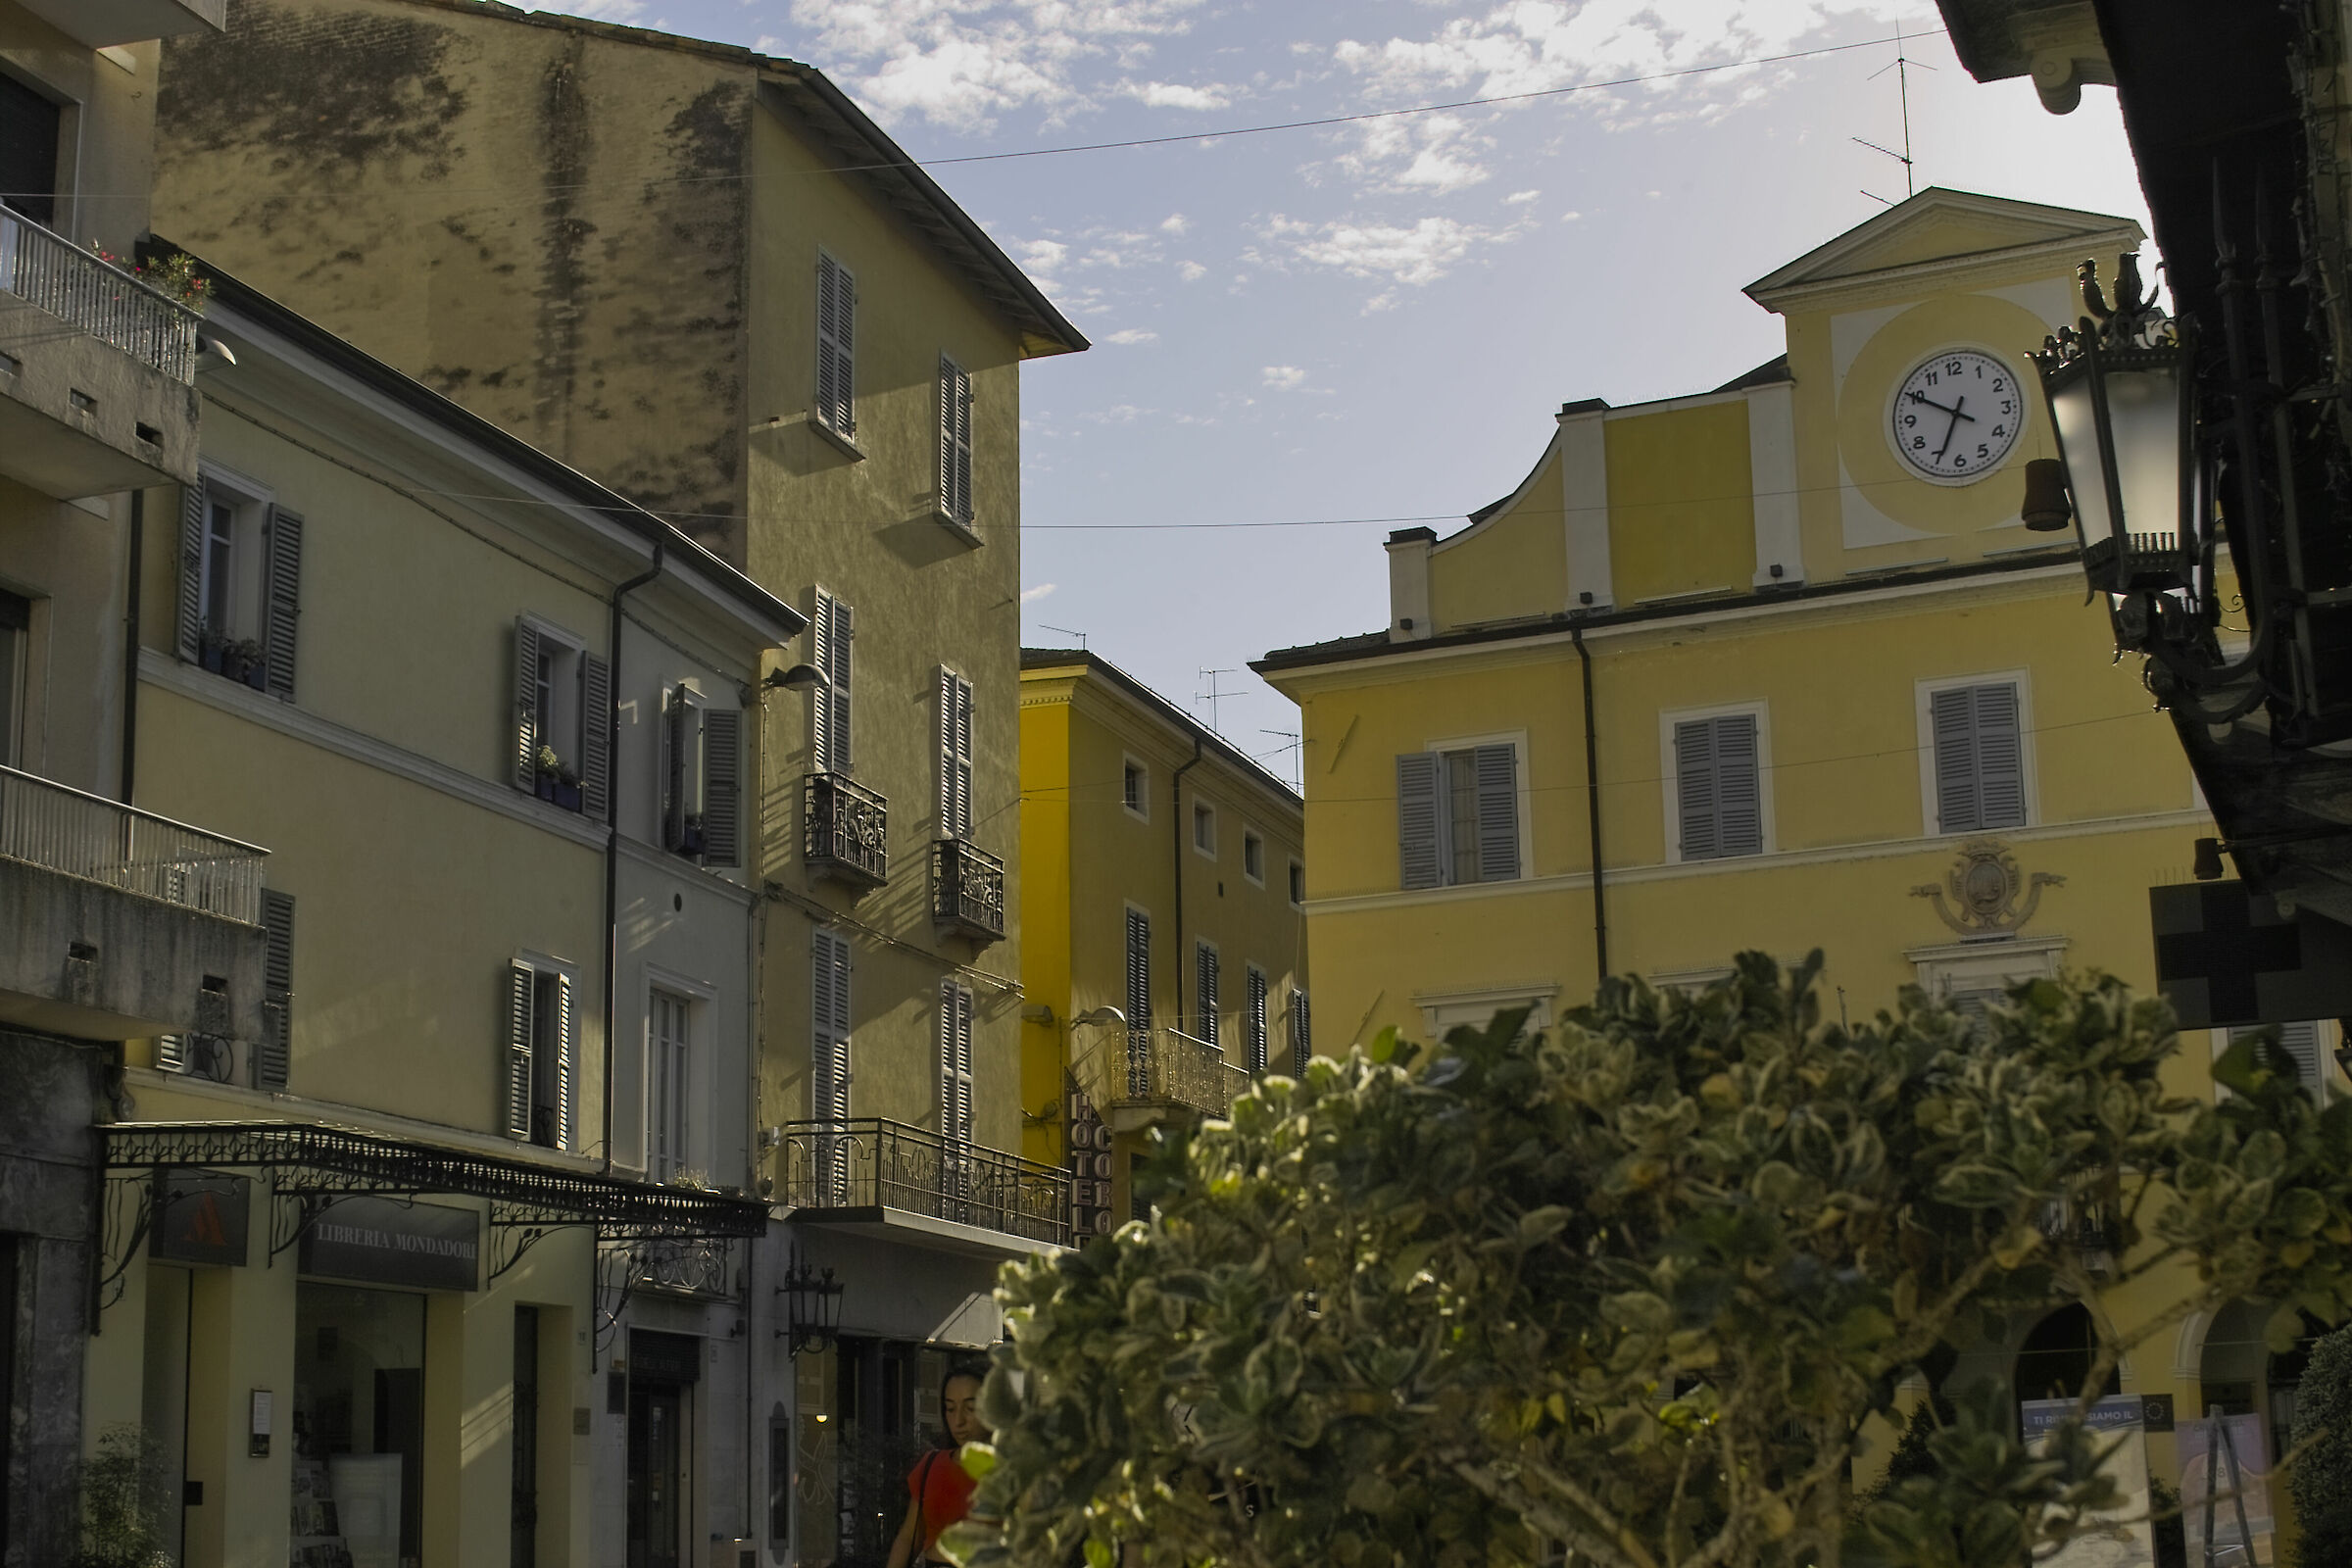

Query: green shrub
[2291,1325,2352,1567]
[69,1424,171,1568]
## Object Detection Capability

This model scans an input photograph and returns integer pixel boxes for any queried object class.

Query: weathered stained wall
[153,0,754,563]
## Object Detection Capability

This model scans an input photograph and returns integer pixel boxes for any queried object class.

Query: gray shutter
[1197,943,1219,1048]
[830,602,854,773]
[262,507,302,701]
[514,620,542,792]
[936,667,972,838]
[1973,684,2026,828]
[1248,968,1268,1074]
[939,979,974,1146]
[663,689,688,851]
[1291,989,1310,1076]
[954,674,973,837]
[834,265,856,437]
[554,971,575,1151]
[809,590,835,773]
[1396,752,1444,889]
[176,481,206,662]
[156,1033,187,1073]
[2233,1021,2327,1099]
[580,652,612,821]
[1676,719,1720,860]
[506,962,536,1140]
[1474,744,1520,881]
[1677,715,1761,860]
[939,357,973,526]
[703,706,741,866]
[812,930,852,1120]
[255,889,295,1091]
[1125,909,1151,1030]
[1931,688,1979,833]
[815,255,840,433]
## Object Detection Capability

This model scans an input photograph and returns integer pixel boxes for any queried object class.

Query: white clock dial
[1888,349,2025,484]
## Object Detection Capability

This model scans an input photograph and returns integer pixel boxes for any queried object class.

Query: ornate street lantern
[777,1249,844,1356]
[2029,257,2200,596]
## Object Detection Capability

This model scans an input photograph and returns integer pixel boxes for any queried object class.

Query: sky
[540,0,2153,788]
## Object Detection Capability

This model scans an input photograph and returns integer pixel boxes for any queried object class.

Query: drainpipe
[603,543,663,1173]
[119,490,142,803]
[1574,628,1608,981]
[1171,737,1204,1030]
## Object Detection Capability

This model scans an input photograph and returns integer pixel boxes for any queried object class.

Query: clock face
[1887,348,2025,484]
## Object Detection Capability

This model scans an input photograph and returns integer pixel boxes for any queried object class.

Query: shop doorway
[292,1283,425,1568]
[626,1330,699,1568]
[513,1306,539,1568]
[831,1338,953,1567]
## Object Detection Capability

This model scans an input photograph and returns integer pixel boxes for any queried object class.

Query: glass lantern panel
[2048,372,2115,551]
[2105,363,2185,550]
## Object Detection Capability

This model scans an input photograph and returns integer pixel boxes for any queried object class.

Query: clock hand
[1934,395,1970,461]
[1906,390,1977,422]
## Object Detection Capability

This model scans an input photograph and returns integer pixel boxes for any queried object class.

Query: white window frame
[814,248,857,444]
[1242,827,1266,887]
[1915,670,2037,838]
[521,612,589,785]
[1414,984,1557,1039]
[1121,754,1151,823]
[1288,858,1305,910]
[2216,1021,2341,1105]
[195,463,272,647]
[641,962,715,1182]
[1424,728,1534,882]
[647,987,694,1184]
[1192,799,1218,860]
[1659,701,1775,864]
[513,948,584,1152]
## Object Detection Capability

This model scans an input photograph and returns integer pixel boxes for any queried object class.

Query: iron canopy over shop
[99,1120,769,1298]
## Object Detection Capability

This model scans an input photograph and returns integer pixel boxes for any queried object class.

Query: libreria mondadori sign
[299,1197,481,1291]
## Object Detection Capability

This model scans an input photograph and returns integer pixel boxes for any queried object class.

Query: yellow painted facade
[1261,189,2327,1534]
[1018,652,1308,1226]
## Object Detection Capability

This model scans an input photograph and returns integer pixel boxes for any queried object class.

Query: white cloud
[1504,188,1541,204]
[1020,582,1057,604]
[1102,327,1159,344]
[558,0,650,20]
[1252,213,1517,288]
[1561,209,1584,221]
[1159,213,1191,235]
[1130,80,1231,111]
[1176,259,1208,281]
[1018,238,1071,272]
[1262,365,1307,389]
[1328,112,1491,195]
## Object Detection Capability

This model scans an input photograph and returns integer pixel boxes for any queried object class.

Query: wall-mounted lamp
[1071,1006,1127,1030]
[775,1250,844,1356]
[762,663,829,694]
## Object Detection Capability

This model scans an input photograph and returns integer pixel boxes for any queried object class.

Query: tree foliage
[2289,1324,2352,1566]
[961,955,2352,1568]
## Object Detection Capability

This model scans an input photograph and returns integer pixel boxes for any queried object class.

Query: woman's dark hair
[939,1356,991,1429]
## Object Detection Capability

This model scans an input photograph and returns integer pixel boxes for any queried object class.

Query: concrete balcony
[1106,1026,1250,1132]
[0,210,201,499]
[780,1117,1069,1254]
[0,763,268,1044]
[16,0,224,47]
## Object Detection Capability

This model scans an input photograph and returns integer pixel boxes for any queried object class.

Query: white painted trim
[1412,981,1558,1038]
[1906,934,2070,1002]
[1599,388,1749,420]
[1745,382,1802,587]
[1191,797,1218,860]
[1287,857,1305,911]
[1303,807,2212,917]
[1659,700,1775,863]
[522,610,589,654]
[1241,824,1266,887]
[1426,727,1534,881]
[1915,668,2039,837]
[139,646,608,850]
[615,833,757,906]
[1648,965,1735,993]
[1121,752,1151,823]
[643,960,721,1004]
[1558,410,1613,612]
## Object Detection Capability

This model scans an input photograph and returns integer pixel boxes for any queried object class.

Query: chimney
[1386,527,1436,643]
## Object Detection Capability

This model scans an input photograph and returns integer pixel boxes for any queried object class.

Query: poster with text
[2020,1396,2155,1568]
[2180,1412,2275,1564]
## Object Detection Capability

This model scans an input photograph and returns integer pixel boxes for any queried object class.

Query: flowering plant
[87,243,213,315]
[535,743,562,776]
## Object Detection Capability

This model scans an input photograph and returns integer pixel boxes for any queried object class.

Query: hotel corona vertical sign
[1065,1083,1114,1241]
[299,1197,482,1292]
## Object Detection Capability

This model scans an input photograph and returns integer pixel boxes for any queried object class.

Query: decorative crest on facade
[1910,839,2065,936]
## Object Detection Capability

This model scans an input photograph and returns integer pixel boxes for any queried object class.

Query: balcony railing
[805,772,888,889]
[0,211,201,384]
[0,763,267,924]
[780,1117,1069,1249]
[932,837,1005,942]
[1117,1027,1251,1118]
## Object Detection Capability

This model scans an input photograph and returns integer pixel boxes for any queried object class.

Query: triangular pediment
[1744,187,2143,312]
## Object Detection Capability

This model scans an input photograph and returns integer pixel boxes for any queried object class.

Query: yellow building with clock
[1257,186,2344,1525]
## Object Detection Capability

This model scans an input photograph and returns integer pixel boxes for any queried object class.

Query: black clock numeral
[1992,424,2006,437]
[1925,370,1937,386]
[1913,436,1927,449]
[1903,414,1917,428]
[1978,443,1989,460]
[1954,454,1969,467]
[1947,359,1962,374]
[1993,377,2006,391]
[2001,400,2014,415]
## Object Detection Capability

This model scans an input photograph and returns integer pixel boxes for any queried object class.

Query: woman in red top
[886,1361,994,1568]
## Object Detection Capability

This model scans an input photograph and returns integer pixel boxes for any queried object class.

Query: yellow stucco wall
[1606,400,1756,604]
[1427,443,1568,630]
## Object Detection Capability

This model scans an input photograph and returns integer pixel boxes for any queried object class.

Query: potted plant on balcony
[534,743,562,803]
[227,638,267,690]
[681,811,707,857]
[196,625,226,674]
[553,765,583,813]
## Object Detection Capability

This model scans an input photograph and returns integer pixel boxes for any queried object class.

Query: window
[1396,744,1520,889]
[663,684,742,866]
[2227,1021,2331,1102]
[506,959,578,1151]
[1193,801,1216,858]
[1121,757,1149,820]
[937,355,973,531]
[177,470,302,700]
[936,666,973,839]
[938,980,975,1145]
[811,931,853,1122]
[0,588,26,768]
[1925,678,2028,833]
[511,618,611,816]
[1243,830,1265,885]
[1125,907,1152,1096]
[1195,940,1220,1047]
[1671,710,1765,861]
[649,990,692,1182]
[1290,988,1311,1076]
[815,251,857,440]
[0,71,60,226]
[1246,966,1269,1074]
[1289,859,1305,908]
[809,590,853,773]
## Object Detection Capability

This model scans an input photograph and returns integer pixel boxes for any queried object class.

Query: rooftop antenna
[1258,728,1302,792]
[1040,622,1088,650]
[1854,23,1933,205]
[1196,667,1237,734]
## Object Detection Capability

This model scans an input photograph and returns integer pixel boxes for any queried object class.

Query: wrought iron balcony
[931,837,1005,943]
[1,211,200,384]
[1115,1027,1251,1119]
[779,1118,1069,1250]
[2037,1193,2117,1270]
[0,762,265,924]
[805,772,889,889]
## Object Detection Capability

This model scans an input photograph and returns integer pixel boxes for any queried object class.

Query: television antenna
[1196,667,1237,734]
[1256,728,1302,792]
[1855,23,1933,205]
[1039,622,1088,650]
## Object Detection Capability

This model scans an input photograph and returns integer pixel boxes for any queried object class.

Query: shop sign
[300,1197,480,1292]
[1065,1085,1114,1241]
[151,1172,251,1267]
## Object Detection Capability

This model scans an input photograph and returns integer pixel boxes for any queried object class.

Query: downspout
[603,543,663,1173]
[119,490,142,803]
[1574,628,1608,981]
[1171,737,1204,1031]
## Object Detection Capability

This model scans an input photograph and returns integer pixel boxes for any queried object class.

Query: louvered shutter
[1677,715,1762,860]
[663,689,689,850]
[1676,719,1720,859]
[703,706,741,866]
[1125,908,1152,1096]
[815,255,839,433]
[505,962,536,1140]
[939,357,973,527]
[811,931,853,1121]
[553,971,575,1151]
[255,889,295,1091]
[175,482,205,662]
[810,591,839,773]
[1930,688,1978,832]
[262,507,302,701]
[2232,1021,2327,1100]
[1396,752,1444,889]
[1973,684,2026,828]
[1291,989,1310,1076]
[829,602,854,772]
[1196,943,1220,1048]
[937,667,972,839]
[513,620,542,791]
[938,980,974,1146]
[580,652,612,820]
[1247,968,1269,1074]
[156,1033,187,1073]
[816,255,856,438]
[1474,744,1520,881]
